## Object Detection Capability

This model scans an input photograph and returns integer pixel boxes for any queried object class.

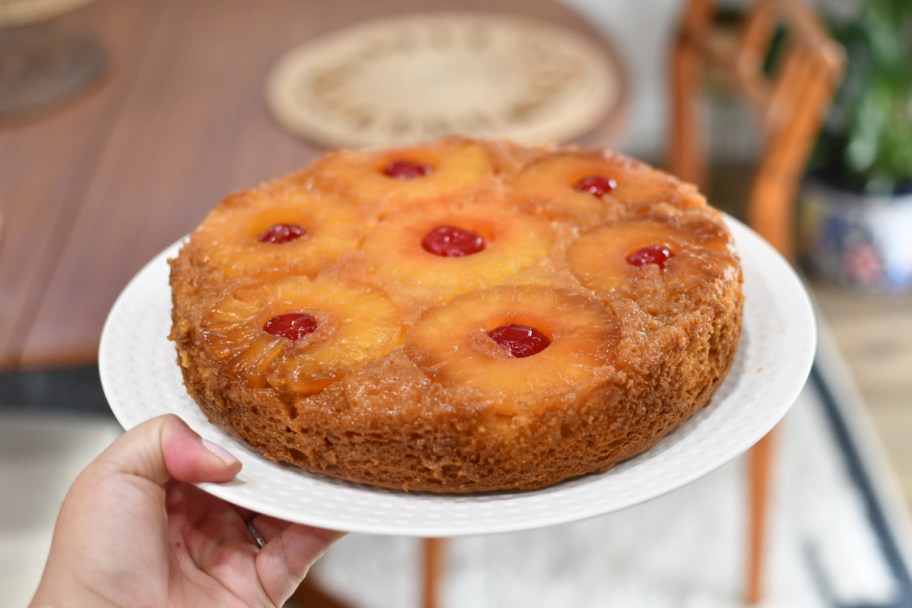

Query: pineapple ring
[203,277,401,394]
[190,182,364,279]
[406,285,620,401]
[568,218,737,293]
[305,137,495,214]
[362,198,555,304]
[511,151,705,218]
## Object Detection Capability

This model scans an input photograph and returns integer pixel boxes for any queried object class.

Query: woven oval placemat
[266,13,621,148]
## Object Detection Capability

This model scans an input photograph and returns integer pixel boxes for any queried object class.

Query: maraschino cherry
[384,159,432,179]
[488,323,551,358]
[263,312,317,341]
[258,223,305,244]
[422,225,485,257]
[572,175,617,197]
[626,245,674,270]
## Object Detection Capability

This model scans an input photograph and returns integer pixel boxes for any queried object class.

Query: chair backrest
[667,0,844,260]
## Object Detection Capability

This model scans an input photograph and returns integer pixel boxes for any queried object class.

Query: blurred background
[1,0,910,606]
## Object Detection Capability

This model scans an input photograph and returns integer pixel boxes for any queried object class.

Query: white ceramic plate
[99,217,815,537]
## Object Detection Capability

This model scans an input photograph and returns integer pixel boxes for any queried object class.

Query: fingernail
[202,438,239,466]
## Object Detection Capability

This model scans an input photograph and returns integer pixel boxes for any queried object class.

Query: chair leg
[667,36,708,190]
[746,429,775,604]
[422,537,445,608]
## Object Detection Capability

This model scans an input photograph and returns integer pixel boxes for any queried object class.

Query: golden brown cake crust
[169,137,743,493]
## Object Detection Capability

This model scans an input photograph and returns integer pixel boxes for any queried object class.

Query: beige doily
[266,13,621,148]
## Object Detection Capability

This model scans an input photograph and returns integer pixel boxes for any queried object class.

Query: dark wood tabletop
[0,0,627,369]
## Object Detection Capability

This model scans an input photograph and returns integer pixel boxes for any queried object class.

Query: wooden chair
[667,0,843,602]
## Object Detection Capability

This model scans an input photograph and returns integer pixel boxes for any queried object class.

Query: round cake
[169,137,743,493]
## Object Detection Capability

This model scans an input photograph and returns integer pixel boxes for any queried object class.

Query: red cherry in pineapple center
[263,312,317,341]
[384,159,432,179]
[488,323,551,358]
[421,225,485,257]
[258,223,305,244]
[573,174,617,197]
[626,244,674,269]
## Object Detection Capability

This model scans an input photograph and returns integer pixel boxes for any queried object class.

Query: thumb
[95,413,241,486]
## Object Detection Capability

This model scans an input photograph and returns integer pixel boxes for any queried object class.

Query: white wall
[561,0,684,160]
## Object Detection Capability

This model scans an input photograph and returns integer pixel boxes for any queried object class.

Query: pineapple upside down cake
[169,137,743,493]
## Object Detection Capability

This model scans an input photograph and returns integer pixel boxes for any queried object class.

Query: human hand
[30,414,343,608]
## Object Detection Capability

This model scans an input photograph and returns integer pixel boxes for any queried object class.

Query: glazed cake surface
[170,137,743,493]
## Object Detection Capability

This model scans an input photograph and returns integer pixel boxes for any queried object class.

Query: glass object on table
[0,0,105,119]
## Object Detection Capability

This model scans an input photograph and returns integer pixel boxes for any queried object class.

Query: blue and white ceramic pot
[798,179,912,292]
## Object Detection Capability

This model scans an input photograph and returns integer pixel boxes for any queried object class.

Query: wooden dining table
[0,0,627,372]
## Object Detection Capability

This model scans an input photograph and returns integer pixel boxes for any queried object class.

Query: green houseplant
[799,0,912,291]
